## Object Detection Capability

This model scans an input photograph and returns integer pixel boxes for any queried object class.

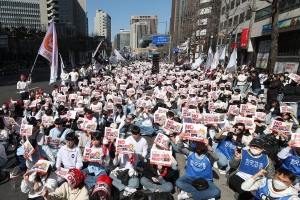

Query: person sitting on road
[175,134,221,200]
[241,168,299,200]
[0,143,7,168]
[133,108,155,137]
[90,174,121,200]
[0,116,9,149]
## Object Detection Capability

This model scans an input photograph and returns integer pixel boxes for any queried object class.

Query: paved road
[0,77,235,200]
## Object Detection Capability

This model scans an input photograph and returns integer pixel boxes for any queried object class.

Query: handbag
[191,178,209,191]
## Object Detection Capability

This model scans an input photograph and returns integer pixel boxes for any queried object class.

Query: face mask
[273,179,289,190]
[196,149,206,155]
[249,148,263,155]
[44,107,49,110]
[117,109,121,112]
[143,113,148,118]
[2,106,5,109]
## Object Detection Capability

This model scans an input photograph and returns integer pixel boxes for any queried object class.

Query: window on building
[239,12,245,23]
[231,0,235,9]
[233,15,239,25]
[254,6,271,21]
[246,8,252,20]
[222,6,225,14]
[229,18,232,26]
[236,0,240,6]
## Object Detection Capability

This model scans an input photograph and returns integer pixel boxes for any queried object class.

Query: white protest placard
[208,102,223,112]
[157,107,168,113]
[188,98,198,107]
[66,110,76,119]
[289,73,300,83]
[69,94,77,100]
[154,112,167,124]
[156,91,166,100]
[234,117,255,130]
[116,139,135,154]
[163,119,183,133]
[126,88,135,96]
[240,104,257,116]
[76,96,84,101]
[104,127,119,140]
[61,87,68,94]
[56,168,68,178]
[255,112,267,122]
[42,116,54,127]
[150,149,172,167]
[280,106,293,114]
[4,117,17,125]
[203,113,226,124]
[106,102,114,110]
[45,136,60,145]
[74,107,85,115]
[291,133,300,147]
[23,140,35,159]
[182,123,207,142]
[120,84,127,90]
[270,120,292,134]
[113,97,122,105]
[191,113,203,124]
[20,124,33,137]
[85,121,97,132]
[210,91,218,100]
[83,147,102,162]
[28,160,51,175]
[91,104,102,113]
[76,117,89,130]
[153,133,170,150]
[181,108,196,118]
[28,100,37,108]
[231,94,241,102]
[57,95,66,102]
[23,100,30,107]
[228,105,239,116]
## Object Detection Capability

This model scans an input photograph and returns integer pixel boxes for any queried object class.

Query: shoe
[125,186,137,193]
[123,190,128,196]
[143,186,148,191]
[178,191,189,200]
[213,162,218,168]
[234,192,239,200]
[7,145,15,151]
[10,166,25,178]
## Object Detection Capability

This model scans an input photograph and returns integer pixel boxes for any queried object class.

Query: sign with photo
[291,133,300,147]
[85,121,97,132]
[116,139,135,154]
[234,117,255,130]
[280,106,293,114]
[74,108,85,115]
[191,113,203,124]
[66,110,76,119]
[28,160,51,174]
[181,108,196,118]
[163,119,183,133]
[228,105,239,116]
[153,133,170,150]
[203,113,226,123]
[255,112,267,122]
[4,117,17,125]
[113,97,122,105]
[154,112,167,124]
[23,140,35,159]
[182,123,207,142]
[270,120,292,134]
[20,124,33,137]
[83,147,102,162]
[42,116,54,127]
[104,127,119,140]
[240,104,257,116]
[150,149,172,167]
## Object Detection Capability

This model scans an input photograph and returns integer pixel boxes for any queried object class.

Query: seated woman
[140,161,174,193]
[21,160,57,199]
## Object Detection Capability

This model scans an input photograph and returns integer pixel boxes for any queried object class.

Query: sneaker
[125,186,137,193]
[213,162,218,168]
[7,145,15,151]
[143,186,148,191]
[10,166,25,178]
[123,190,128,196]
[178,191,189,200]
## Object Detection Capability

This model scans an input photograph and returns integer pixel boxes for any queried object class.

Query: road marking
[15,87,39,94]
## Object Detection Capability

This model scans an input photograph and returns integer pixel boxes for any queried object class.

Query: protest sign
[104,127,119,140]
[280,106,293,114]
[66,110,76,119]
[126,88,135,96]
[45,136,60,145]
[57,95,66,102]
[61,87,68,94]
[191,113,203,124]
[91,104,102,113]
[56,168,68,178]
[23,100,30,107]
[69,94,77,100]
[270,120,292,134]
[289,73,300,83]
[116,139,135,154]
[255,112,267,122]
[234,117,255,130]
[4,117,17,125]
[150,149,172,167]
[74,108,85,115]
[231,94,241,102]
[157,107,168,114]
[291,133,300,147]
[20,124,33,137]
[163,119,183,133]
[42,116,54,127]
[210,91,218,100]
[76,117,89,130]
[240,104,257,116]
[187,98,198,107]
[28,100,37,108]
[154,112,167,124]
[106,103,114,110]
[228,105,239,116]
[182,123,207,142]
[208,102,223,112]
[120,84,127,90]
[85,121,97,132]
[23,140,35,159]
[28,160,51,174]
[153,133,170,150]
[203,113,226,123]
[113,97,122,105]
[156,91,166,100]
[83,147,102,162]
[181,108,196,118]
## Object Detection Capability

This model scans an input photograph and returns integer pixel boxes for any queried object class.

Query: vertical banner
[240,28,249,49]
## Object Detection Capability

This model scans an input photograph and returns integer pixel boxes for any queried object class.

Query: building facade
[130,22,148,49]
[0,0,42,30]
[130,15,158,35]
[94,9,111,42]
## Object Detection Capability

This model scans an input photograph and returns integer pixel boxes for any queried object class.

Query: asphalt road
[0,70,235,199]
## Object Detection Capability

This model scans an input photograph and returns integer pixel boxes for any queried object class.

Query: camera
[236,142,245,153]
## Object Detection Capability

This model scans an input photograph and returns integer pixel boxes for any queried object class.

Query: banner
[4,117,17,125]
[240,28,249,49]
[85,121,97,132]
[255,112,267,122]
[153,133,170,150]
[228,105,239,116]
[288,73,300,83]
[20,124,33,137]
[38,21,58,84]
[163,119,183,133]
[42,116,54,127]
[150,149,172,167]
[191,113,203,124]
[274,62,299,74]
[83,147,102,162]
[280,106,293,114]
[240,104,257,116]
[270,120,292,134]
[182,123,207,142]
[23,140,35,159]
[154,112,167,124]
[27,160,51,175]
[234,117,255,130]
[203,113,226,123]
[104,127,119,140]
[291,133,300,147]
[116,139,135,154]
[256,40,271,69]
[181,108,197,118]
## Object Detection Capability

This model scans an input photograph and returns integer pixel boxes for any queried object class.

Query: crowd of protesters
[0,60,300,200]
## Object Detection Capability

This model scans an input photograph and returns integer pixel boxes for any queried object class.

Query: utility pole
[247,0,256,65]
[169,35,172,62]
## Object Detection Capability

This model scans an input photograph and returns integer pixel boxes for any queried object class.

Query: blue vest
[186,152,213,180]
[254,178,293,200]
[216,139,235,159]
[238,150,269,175]
[281,152,300,177]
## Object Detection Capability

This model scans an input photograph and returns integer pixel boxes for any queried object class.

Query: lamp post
[158,21,168,35]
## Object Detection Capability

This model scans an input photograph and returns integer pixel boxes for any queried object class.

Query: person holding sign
[21,159,57,199]
[123,94,136,116]
[17,74,32,104]
[82,132,107,190]
[240,168,298,200]
[175,133,221,200]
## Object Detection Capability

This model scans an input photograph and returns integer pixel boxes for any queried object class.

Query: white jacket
[56,145,83,169]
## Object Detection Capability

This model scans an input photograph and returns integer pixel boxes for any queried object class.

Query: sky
[86,0,172,42]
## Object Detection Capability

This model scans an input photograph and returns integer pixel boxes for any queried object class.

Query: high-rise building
[114,29,130,51]
[130,15,158,35]
[0,0,43,30]
[94,9,111,42]
[46,0,88,36]
[130,22,148,49]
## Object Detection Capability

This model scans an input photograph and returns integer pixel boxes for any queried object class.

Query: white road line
[15,87,39,94]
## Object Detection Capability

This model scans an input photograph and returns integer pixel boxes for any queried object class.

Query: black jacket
[142,161,173,183]
[247,76,261,89]
[263,79,280,100]
[282,84,300,102]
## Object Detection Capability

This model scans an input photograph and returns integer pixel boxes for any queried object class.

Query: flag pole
[30,54,39,74]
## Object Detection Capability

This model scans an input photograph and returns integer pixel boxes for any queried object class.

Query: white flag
[114,49,125,61]
[38,21,58,84]
[59,53,65,72]
[192,54,203,69]
[225,48,237,73]
[210,50,219,70]
[219,45,226,60]
[204,47,213,71]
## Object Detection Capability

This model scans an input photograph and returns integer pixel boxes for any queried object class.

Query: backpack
[262,134,279,161]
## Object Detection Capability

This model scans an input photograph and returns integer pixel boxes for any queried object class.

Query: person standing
[60,68,69,87]
[17,74,32,103]
[69,68,79,89]
[247,71,261,94]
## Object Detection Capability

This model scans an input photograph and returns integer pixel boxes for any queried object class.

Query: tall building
[114,29,130,51]
[130,15,158,35]
[130,22,148,49]
[0,0,42,30]
[46,0,88,36]
[94,9,111,42]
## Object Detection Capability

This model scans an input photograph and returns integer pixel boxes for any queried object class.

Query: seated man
[175,134,221,200]
[241,168,299,200]
[228,138,275,199]
[134,108,155,136]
